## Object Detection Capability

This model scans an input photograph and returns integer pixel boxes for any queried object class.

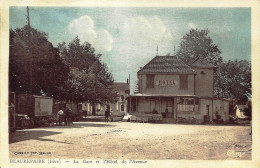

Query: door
[206,105,210,116]
[150,99,156,113]
[166,99,174,118]
[205,105,210,122]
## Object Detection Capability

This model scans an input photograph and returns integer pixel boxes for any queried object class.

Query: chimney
[127,78,129,84]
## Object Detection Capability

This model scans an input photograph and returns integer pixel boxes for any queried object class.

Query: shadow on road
[9,122,116,144]
[47,122,116,129]
[9,130,64,144]
[148,122,251,127]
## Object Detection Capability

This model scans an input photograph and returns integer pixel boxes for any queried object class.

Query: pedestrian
[105,108,110,123]
[110,109,113,122]
[69,109,74,125]
[152,108,158,114]
[83,110,87,118]
[165,108,168,118]
[64,108,72,126]
[57,109,64,126]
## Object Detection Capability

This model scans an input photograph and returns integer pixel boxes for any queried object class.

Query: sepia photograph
[1,0,260,168]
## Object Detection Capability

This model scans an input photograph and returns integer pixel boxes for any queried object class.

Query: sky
[9,7,251,92]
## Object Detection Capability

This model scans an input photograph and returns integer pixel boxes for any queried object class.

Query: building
[81,82,130,116]
[128,55,229,123]
[234,105,248,119]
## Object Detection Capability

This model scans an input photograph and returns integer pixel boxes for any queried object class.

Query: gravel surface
[9,122,251,160]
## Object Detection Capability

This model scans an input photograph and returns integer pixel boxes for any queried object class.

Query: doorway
[166,99,174,118]
[206,105,210,116]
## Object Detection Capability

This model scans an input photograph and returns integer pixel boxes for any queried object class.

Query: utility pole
[92,61,98,115]
[27,6,33,94]
[129,74,131,113]
[174,45,176,55]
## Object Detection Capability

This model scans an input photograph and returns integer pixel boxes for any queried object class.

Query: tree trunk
[76,102,78,114]
[92,102,96,115]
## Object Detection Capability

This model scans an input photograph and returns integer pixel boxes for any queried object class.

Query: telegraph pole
[27,6,33,94]
[92,61,98,115]
[129,74,131,113]
[93,64,97,115]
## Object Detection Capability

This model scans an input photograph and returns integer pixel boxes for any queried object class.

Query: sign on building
[155,80,178,87]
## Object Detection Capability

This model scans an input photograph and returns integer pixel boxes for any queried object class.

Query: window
[121,105,125,112]
[177,98,198,112]
[206,105,210,116]
[120,95,124,101]
[97,104,101,111]
[146,74,155,88]
[179,75,188,90]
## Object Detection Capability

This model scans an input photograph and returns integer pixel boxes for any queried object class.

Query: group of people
[57,107,74,126]
[58,107,113,124]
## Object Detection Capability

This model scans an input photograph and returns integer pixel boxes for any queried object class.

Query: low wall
[177,114,204,124]
[130,113,163,122]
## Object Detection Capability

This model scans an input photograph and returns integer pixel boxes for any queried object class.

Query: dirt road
[9,122,251,160]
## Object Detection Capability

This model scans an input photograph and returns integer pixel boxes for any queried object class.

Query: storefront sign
[155,80,177,87]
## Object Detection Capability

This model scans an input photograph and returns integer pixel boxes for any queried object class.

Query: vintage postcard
[1,0,260,168]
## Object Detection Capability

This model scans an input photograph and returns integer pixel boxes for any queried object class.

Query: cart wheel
[29,120,34,128]
[20,119,29,129]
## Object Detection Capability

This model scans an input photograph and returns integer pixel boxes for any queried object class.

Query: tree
[214,59,251,102]
[58,37,117,115]
[214,62,230,98]
[177,28,251,102]
[9,26,69,98]
[244,101,252,120]
[177,28,222,66]
[58,37,97,71]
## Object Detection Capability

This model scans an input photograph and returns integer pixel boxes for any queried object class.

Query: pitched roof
[112,82,130,91]
[235,105,248,111]
[190,58,216,68]
[138,56,195,74]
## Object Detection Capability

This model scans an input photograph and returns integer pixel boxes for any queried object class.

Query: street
[9,122,251,160]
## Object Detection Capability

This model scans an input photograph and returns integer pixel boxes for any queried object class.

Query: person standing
[110,109,113,122]
[57,109,64,126]
[64,108,71,126]
[105,108,110,123]
[69,109,74,125]
[165,108,168,118]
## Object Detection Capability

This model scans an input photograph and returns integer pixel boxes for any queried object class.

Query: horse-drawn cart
[16,94,54,129]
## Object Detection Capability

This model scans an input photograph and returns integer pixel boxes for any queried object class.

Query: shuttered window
[146,74,155,88]
[121,105,125,112]
[179,75,188,90]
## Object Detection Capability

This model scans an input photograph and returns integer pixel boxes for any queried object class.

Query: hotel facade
[128,56,229,123]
